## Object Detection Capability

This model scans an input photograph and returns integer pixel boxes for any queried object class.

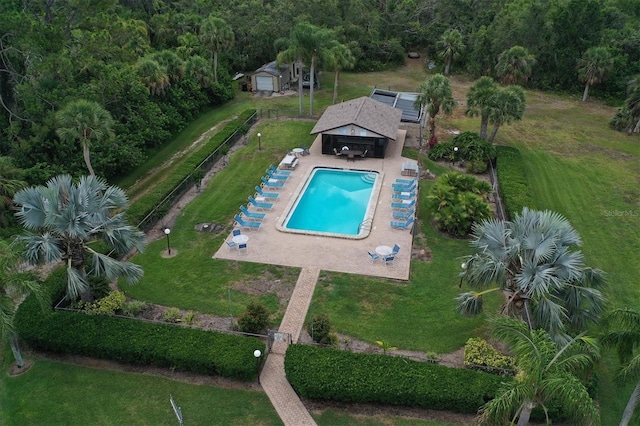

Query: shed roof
[310,97,402,140]
[370,88,423,123]
[254,61,289,77]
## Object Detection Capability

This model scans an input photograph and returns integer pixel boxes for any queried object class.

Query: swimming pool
[278,167,380,239]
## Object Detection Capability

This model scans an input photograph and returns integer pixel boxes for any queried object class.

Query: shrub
[182,311,199,325]
[15,276,264,381]
[237,302,270,334]
[122,300,147,316]
[464,338,515,375]
[285,344,506,414]
[163,307,182,323]
[307,314,336,346]
[85,291,126,316]
[495,146,536,220]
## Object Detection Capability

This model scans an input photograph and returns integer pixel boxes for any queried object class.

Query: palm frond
[476,380,533,425]
[65,267,89,301]
[455,291,486,316]
[90,252,143,284]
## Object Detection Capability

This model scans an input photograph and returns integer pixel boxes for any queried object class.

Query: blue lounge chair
[261,176,284,189]
[255,186,279,200]
[248,195,273,210]
[269,164,292,175]
[240,205,266,221]
[392,208,415,219]
[266,169,290,180]
[390,216,414,230]
[391,199,416,210]
[395,177,417,185]
[392,191,416,200]
[234,214,261,230]
[392,182,416,192]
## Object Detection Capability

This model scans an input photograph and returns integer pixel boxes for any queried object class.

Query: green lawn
[4,67,639,425]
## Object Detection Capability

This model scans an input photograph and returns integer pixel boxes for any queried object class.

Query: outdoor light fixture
[164,227,171,255]
[459,262,467,288]
[254,349,262,378]
[257,132,262,151]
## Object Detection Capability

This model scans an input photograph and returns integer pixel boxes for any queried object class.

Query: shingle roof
[370,89,423,123]
[254,61,289,77]
[310,97,402,140]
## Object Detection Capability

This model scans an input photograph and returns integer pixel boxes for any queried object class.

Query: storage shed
[311,97,402,158]
[251,61,294,93]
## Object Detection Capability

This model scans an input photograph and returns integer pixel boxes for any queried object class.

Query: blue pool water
[284,168,378,236]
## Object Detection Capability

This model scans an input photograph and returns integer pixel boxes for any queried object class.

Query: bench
[279,155,298,170]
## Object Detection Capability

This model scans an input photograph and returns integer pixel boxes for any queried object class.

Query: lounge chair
[240,205,266,221]
[395,177,417,185]
[266,169,290,180]
[390,216,414,230]
[391,199,416,210]
[255,186,279,200]
[392,191,416,200]
[234,214,261,230]
[261,176,284,189]
[248,195,273,210]
[392,182,416,193]
[368,251,379,264]
[269,164,291,175]
[392,208,414,219]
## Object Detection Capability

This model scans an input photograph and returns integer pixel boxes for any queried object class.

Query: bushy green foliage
[307,313,337,346]
[428,132,496,174]
[495,146,536,219]
[121,300,147,316]
[84,291,126,315]
[237,302,270,334]
[427,172,493,237]
[285,344,506,413]
[127,109,257,228]
[464,338,515,375]
[163,307,182,323]
[14,270,264,381]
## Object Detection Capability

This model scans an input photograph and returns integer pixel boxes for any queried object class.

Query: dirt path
[127,115,240,206]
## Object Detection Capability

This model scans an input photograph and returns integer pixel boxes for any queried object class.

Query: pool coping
[275,167,384,240]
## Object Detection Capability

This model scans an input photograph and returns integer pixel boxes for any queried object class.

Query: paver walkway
[259,267,320,426]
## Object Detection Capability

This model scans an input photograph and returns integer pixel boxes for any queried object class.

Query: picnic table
[279,154,298,170]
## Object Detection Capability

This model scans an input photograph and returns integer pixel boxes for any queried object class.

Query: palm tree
[150,50,185,83]
[0,240,44,368]
[625,75,640,134]
[199,15,234,84]
[13,175,146,303]
[465,76,499,140]
[0,156,27,227]
[456,207,606,344]
[56,99,115,177]
[477,316,600,426]
[601,308,640,426]
[487,85,526,143]
[277,22,336,117]
[578,47,614,102]
[414,73,457,138]
[327,42,356,104]
[185,55,213,88]
[136,57,171,96]
[496,46,536,86]
[437,29,465,75]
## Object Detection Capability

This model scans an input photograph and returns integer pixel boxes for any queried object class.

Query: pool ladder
[358,217,373,233]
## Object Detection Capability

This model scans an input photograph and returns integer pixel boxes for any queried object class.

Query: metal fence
[135,111,259,232]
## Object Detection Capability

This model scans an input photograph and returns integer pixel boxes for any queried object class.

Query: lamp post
[253,349,262,378]
[459,262,467,288]
[164,228,171,255]
[257,132,262,151]
[452,146,459,165]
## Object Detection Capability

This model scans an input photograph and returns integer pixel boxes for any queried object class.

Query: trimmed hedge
[495,146,536,220]
[15,269,264,381]
[127,109,257,228]
[285,344,507,414]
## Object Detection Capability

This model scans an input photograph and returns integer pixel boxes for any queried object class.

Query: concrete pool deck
[213,129,415,281]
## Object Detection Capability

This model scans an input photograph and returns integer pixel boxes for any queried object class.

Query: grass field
[3,63,639,425]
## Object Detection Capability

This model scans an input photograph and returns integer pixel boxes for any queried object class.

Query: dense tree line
[1,0,638,185]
